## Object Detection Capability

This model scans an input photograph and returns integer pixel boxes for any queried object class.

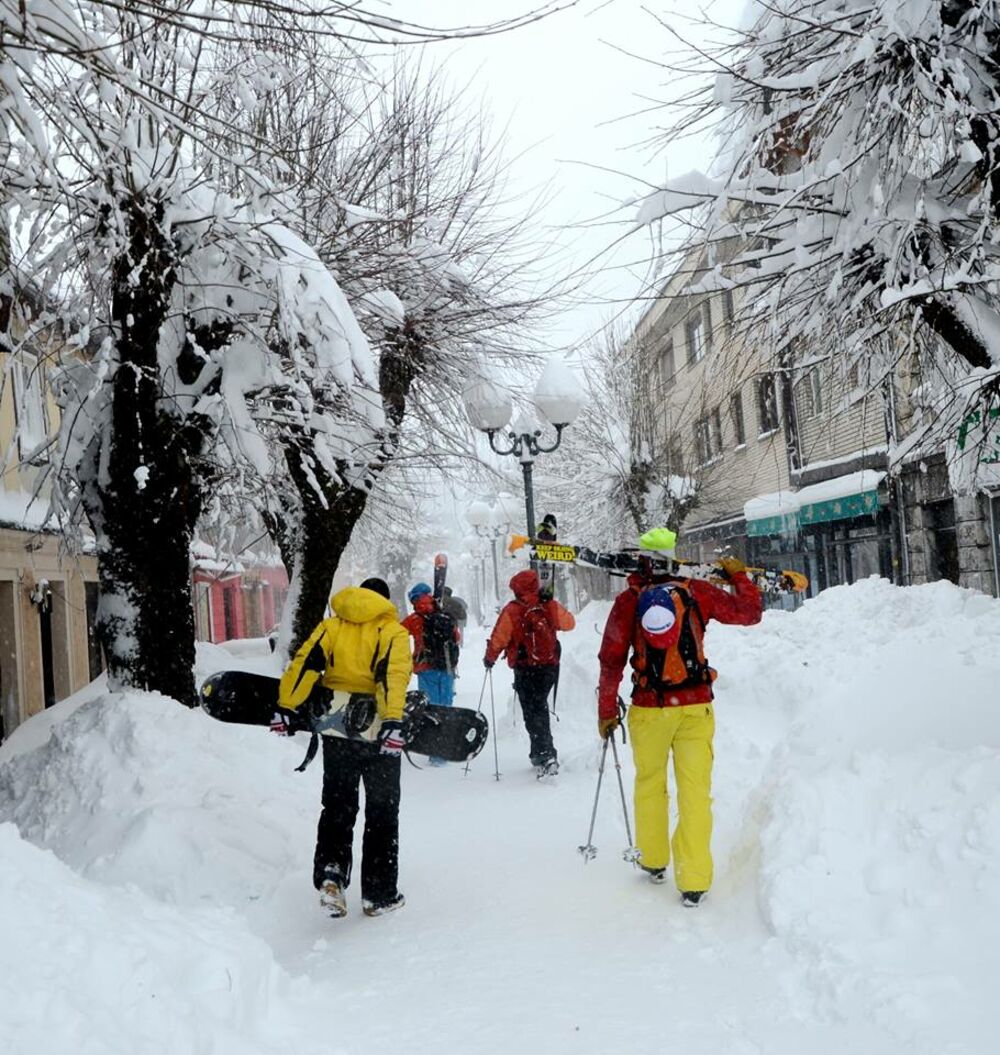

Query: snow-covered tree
[0,2,570,699]
[637,0,1000,487]
[4,7,378,704]
[202,39,557,650]
[541,326,699,548]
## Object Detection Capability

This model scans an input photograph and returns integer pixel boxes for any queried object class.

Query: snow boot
[319,878,347,918]
[642,866,667,885]
[680,890,706,908]
[535,758,559,780]
[363,892,406,917]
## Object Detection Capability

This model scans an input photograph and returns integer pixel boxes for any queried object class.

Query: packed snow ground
[1,577,999,1054]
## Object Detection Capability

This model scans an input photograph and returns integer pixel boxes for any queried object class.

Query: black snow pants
[313,736,401,905]
[512,664,559,767]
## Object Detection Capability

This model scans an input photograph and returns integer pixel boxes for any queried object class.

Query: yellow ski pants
[627,703,715,892]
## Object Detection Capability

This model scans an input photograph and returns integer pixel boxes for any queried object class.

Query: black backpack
[421,609,460,671]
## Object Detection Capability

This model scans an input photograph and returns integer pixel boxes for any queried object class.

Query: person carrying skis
[276,577,411,919]
[596,529,762,906]
[402,582,461,707]
[483,568,575,778]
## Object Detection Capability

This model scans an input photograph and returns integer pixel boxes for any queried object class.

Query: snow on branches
[636,0,1000,489]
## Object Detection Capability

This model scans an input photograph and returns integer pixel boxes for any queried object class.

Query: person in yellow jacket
[276,577,412,919]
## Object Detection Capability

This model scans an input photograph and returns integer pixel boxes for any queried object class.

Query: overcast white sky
[396,0,746,350]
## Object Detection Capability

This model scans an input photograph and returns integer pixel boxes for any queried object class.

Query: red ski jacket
[597,572,761,718]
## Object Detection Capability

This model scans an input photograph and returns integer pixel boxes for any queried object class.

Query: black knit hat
[359,577,391,599]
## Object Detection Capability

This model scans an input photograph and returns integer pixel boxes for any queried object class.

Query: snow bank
[0,689,309,907]
[0,824,303,1055]
[715,578,1000,1044]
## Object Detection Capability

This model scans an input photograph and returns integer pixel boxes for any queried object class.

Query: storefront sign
[798,490,881,526]
[746,514,797,537]
[957,407,1000,463]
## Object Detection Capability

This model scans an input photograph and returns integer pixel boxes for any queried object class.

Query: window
[686,307,709,364]
[694,417,712,466]
[13,354,49,462]
[799,367,824,419]
[722,289,735,332]
[660,340,676,390]
[195,583,213,641]
[666,436,684,473]
[222,587,238,640]
[694,410,723,466]
[809,369,824,415]
[924,500,960,585]
[757,374,780,435]
[731,391,746,446]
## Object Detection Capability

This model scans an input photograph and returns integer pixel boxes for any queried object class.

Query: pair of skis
[508,535,808,595]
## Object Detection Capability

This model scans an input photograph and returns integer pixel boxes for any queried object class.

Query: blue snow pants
[417,668,455,708]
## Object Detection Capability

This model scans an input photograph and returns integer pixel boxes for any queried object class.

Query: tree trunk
[89,195,207,707]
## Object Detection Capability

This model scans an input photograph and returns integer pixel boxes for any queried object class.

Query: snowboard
[508,534,809,596]
[199,670,489,763]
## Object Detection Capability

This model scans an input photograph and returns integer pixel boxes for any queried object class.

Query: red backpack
[516,602,560,666]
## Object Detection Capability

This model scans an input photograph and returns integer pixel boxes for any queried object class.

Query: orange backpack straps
[631,582,712,694]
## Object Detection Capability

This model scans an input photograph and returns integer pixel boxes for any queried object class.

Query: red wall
[192,565,289,643]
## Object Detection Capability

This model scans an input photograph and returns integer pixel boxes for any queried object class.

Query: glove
[718,555,747,578]
[269,711,293,737]
[483,657,495,670]
[378,719,406,758]
[598,716,620,740]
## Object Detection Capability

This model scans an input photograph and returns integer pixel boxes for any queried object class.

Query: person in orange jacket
[596,554,761,906]
[484,568,575,777]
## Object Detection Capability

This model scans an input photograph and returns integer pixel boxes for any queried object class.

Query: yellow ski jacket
[278,586,412,722]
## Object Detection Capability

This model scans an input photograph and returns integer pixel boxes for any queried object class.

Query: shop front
[745,471,895,602]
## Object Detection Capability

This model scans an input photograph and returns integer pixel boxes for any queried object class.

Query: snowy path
[2,579,998,1054]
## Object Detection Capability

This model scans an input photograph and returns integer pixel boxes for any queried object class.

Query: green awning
[798,489,881,526]
[746,514,797,538]
[744,471,885,537]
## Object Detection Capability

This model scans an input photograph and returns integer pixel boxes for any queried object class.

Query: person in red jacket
[484,568,576,778]
[597,554,761,906]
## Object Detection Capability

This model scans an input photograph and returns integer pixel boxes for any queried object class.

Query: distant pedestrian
[536,513,558,542]
[483,569,575,778]
[402,582,460,708]
[441,586,469,643]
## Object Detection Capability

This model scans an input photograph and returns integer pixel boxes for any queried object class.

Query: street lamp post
[462,364,586,540]
[465,499,513,603]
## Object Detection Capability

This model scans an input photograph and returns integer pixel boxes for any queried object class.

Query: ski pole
[487,669,501,781]
[578,736,609,863]
[463,669,491,777]
[609,730,640,865]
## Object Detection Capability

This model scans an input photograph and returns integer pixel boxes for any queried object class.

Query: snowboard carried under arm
[199,670,489,763]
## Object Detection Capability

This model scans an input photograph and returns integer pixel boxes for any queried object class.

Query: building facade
[629,248,999,602]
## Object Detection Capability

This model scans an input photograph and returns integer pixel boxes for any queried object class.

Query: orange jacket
[597,571,761,717]
[484,569,575,668]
